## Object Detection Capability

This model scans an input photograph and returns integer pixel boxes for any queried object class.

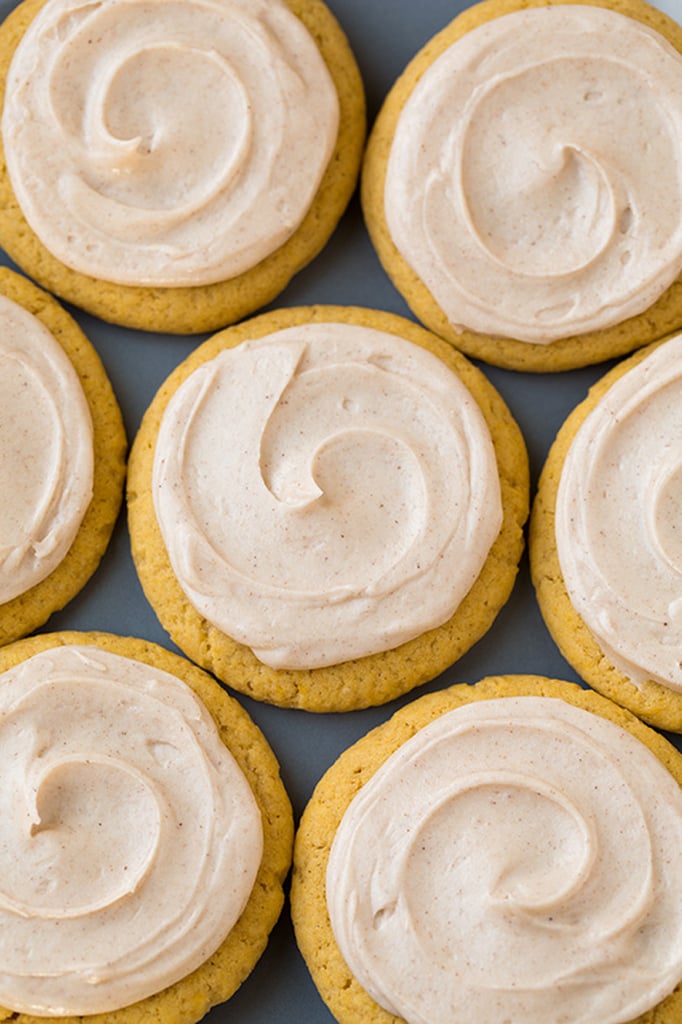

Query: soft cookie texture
[291,675,682,1024]
[0,266,126,648]
[0,630,294,1024]
[361,0,682,372]
[530,337,682,733]
[127,305,529,712]
[0,0,366,333]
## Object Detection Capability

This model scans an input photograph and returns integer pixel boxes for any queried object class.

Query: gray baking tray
[0,0,679,1021]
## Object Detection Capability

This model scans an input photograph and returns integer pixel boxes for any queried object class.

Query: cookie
[0,0,365,333]
[530,332,682,733]
[127,305,529,712]
[0,266,126,647]
[361,0,682,372]
[291,674,682,1024]
[0,629,293,1023]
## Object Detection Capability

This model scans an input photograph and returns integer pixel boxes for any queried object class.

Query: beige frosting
[0,644,263,1015]
[0,294,93,604]
[555,334,682,692]
[326,696,682,1024]
[384,5,682,344]
[152,323,502,670]
[2,0,339,286]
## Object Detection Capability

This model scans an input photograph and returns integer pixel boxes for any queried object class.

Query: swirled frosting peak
[152,322,502,669]
[2,0,339,286]
[0,293,93,604]
[556,333,682,691]
[0,644,263,1014]
[384,5,682,343]
[327,696,682,1024]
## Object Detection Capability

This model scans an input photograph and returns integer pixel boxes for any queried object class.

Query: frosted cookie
[530,333,682,733]
[0,629,293,1022]
[127,305,529,712]
[0,266,126,647]
[362,0,682,372]
[291,674,682,1024]
[0,0,365,334]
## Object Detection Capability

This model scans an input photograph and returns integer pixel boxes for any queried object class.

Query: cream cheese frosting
[383,5,682,344]
[1,0,339,286]
[0,643,263,1015]
[326,695,682,1024]
[152,322,503,670]
[0,293,93,604]
[555,333,682,692]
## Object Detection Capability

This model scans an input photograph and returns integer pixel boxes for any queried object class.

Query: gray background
[0,0,680,1021]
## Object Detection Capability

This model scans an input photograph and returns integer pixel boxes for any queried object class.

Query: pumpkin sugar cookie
[0,266,126,647]
[0,629,293,1023]
[0,0,366,333]
[362,0,682,372]
[530,333,682,733]
[292,674,682,1024]
[127,305,529,712]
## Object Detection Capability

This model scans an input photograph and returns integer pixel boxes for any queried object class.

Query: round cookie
[0,266,126,648]
[291,674,682,1024]
[530,334,682,733]
[0,629,294,1023]
[127,305,529,713]
[361,0,682,373]
[0,0,366,334]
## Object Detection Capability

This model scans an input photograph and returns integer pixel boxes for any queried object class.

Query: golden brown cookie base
[361,0,682,373]
[0,0,366,333]
[0,630,294,1024]
[530,337,682,732]
[0,267,126,647]
[291,674,682,1024]
[127,304,529,712]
